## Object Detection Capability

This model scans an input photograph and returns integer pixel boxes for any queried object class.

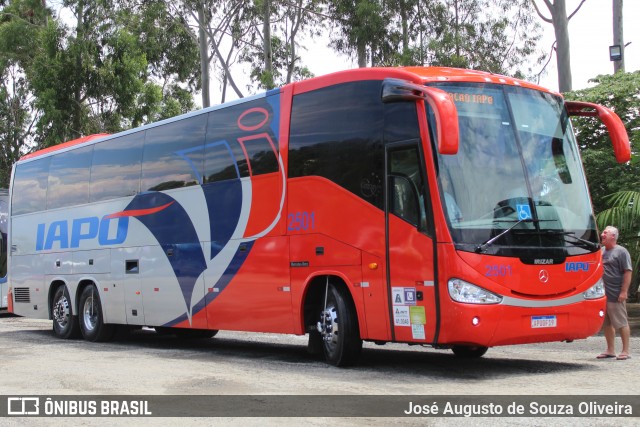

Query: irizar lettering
[36,215,129,250]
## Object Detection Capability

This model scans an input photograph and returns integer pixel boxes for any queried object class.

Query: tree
[241,0,319,90]
[566,70,640,298]
[0,0,200,154]
[327,0,397,67]
[565,71,639,213]
[28,1,150,146]
[326,1,543,75]
[0,0,51,187]
[532,0,587,92]
[423,0,542,77]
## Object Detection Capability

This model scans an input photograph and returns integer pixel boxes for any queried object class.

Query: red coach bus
[8,67,630,366]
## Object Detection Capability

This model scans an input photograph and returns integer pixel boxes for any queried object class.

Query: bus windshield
[430,83,597,256]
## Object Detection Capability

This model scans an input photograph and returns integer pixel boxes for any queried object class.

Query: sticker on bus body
[392,287,417,306]
[531,315,557,328]
[393,306,410,326]
[411,324,425,340]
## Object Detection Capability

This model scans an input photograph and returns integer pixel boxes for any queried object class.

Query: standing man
[597,226,633,360]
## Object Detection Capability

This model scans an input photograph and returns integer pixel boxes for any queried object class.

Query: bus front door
[386,143,438,344]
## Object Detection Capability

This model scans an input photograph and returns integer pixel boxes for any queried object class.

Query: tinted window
[289,81,384,208]
[47,145,93,209]
[204,99,279,183]
[11,158,51,215]
[384,102,420,142]
[90,132,144,202]
[141,114,208,191]
[388,145,428,229]
[242,135,278,175]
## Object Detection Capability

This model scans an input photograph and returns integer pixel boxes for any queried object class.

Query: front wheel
[79,285,115,342]
[451,345,488,358]
[316,284,362,367]
[51,286,80,339]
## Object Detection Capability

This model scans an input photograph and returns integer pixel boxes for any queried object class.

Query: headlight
[583,278,605,300]
[448,278,502,304]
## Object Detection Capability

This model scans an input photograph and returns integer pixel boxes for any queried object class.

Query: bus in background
[7,67,630,366]
[1,189,8,310]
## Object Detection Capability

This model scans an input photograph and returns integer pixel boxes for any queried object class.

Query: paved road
[0,313,638,426]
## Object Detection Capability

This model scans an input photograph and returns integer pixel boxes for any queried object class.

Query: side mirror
[382,78,459,155]
[565,101,630,163]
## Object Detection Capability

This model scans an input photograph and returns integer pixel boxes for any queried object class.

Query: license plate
[531,315,557,328]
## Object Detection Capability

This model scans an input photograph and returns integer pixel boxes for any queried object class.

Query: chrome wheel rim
[53,294,71,329]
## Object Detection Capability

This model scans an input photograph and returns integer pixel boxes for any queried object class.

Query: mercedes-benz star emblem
[539,269,549,283]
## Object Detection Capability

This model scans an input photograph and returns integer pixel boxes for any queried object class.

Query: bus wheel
[317,284,362,367]
[51,286,80,339]
[79,285,115,342]
[451,345,488,358]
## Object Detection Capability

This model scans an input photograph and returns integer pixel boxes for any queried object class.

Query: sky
[297,0,640,94]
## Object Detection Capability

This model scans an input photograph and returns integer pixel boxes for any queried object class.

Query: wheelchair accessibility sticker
[517,204,532,220]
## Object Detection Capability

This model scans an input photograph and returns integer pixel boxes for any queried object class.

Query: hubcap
[82,292,97,332]
[53,295,70,329]
[317,305,339,349]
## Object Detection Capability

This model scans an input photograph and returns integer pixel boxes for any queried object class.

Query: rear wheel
[451,345,488,358]
[51,286,80,339]
[316,284,362,367]
[79,285,115,342]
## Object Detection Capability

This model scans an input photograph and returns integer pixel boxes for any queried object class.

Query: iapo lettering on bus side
[36,215,129,251]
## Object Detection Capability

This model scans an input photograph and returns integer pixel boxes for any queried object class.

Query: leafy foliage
[424,0,542,77]
[565,71,640,213]
[567,71,640,297]
[325,0,542,76]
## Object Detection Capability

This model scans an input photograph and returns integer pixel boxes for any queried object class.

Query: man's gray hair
[605,225,619,240]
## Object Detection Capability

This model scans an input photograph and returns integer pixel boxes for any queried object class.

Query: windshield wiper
[475,218,533,253]
[543,230,600,251]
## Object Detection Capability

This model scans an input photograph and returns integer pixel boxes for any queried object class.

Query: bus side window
[141,114,207,192]
[388,146,428,230]
[47,145,93,210]
[90,132,144,202]
[11,157,51,215]
[204,99,278,182]
[289,80,384,209]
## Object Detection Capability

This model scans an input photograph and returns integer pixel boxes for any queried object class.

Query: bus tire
[451,345,488,358]
[79,284,115,342]
[318,284,362,367]
[51,286,80,339]
[307,329,323,357]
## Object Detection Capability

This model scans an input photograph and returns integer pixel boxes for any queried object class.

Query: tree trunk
[73,0,85,140]
[198,5,210,108]
[400,0,409,63]
[613,0,625,73]
[263,0,274,89]
[552,0,572,92]
[357,39,366,67]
